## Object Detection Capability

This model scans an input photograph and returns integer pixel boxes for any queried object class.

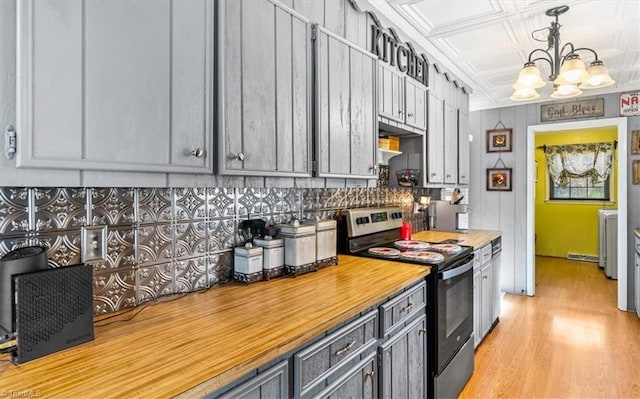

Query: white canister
[304,219,338,268]
[253,236,285,279]
[234,244,263,283]
[278,222,316,276]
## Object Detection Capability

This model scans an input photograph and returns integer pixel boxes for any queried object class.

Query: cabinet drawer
[293,310,378,398]
[481,244,492,265]
[379,280,426,338]
[473,249,481,270]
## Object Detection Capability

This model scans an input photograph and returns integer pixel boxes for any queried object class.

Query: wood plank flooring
[459,256,640,398]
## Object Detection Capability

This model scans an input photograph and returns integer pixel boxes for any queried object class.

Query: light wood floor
[459,256,640,399]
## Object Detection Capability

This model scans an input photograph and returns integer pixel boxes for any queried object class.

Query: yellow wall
[535,127,618,258]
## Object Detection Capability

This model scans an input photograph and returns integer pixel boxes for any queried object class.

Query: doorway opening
[526,117,628,310]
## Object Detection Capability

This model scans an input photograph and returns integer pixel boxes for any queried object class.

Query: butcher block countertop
[0,229,500,398]
[635,228,640,238]
[0,255,430,398]
[413,229,501,249]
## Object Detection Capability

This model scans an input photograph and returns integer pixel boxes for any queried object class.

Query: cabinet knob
[408,113,414,117]
[231,152,245,161]
[446,174,451,178]
[369,165,378,174]
[191,148,204,158]
[461,175,466,179]
[399,110,404,115]
[431,173,436,177]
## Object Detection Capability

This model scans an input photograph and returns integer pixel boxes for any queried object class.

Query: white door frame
[526,117,628,310]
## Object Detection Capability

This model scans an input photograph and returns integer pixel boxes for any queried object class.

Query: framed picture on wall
[633,161,640,185]
[631,130,640,154]
[486,168,512,191]
[486,128,513,153]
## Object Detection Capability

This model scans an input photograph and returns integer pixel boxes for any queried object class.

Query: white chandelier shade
[510,5,615,101]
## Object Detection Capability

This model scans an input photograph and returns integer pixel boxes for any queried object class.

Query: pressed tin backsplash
[0,186,429,315]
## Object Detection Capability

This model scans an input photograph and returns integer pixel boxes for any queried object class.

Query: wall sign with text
[620,91,640,117]
[540,99,605,122]
[370,24,428,86]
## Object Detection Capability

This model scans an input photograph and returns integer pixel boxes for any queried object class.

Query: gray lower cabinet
[218,0,313,177]
[16,0,214,174]
[311,352,377,399]
[216,361,289,399]
[314,25,378,179]
[378,315,427,399]
[213,281,427,399]
[294,310,378,398]
[473,243,499,347]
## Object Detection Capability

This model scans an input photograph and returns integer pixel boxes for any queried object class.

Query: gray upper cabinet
[426,93,444,184]
[458,109,470,185]
[378,63,405,124]
[443,103,458,184]
[404,79,427,131]
[314,25,378,179]
[16,0,214,173]
[219,0,313,177]
[378,62,426,134]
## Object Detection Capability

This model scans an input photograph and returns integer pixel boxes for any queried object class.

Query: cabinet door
[458,110,470,184]
[16,0,213,173]
[313,352,377,399]
[443,103,458,184]
[219,0,312,176]
[491,254,501,324]
[379,315,427,399]
[404,79,427,131]
[216,360,288,399]
[427,94,444,183]
[378,63,405,123]
[315,26,378,178]
[472,269,482,348]
[480,263,492,339]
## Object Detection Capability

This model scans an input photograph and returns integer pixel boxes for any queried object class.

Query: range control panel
[344,207,403,238]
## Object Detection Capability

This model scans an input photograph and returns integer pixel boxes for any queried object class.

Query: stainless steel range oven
[338,206,474,399]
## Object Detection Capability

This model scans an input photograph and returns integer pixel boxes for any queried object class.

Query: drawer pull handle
[419,329,426,335]
[400,302,414,312]
[335,341,356,356]
[364,370,376,382]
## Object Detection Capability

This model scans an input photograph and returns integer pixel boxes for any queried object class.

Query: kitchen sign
[540,99,605,122]
[620,91,640,116]
[371,24,428,86]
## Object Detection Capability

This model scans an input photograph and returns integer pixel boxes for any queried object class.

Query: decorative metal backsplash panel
[0,186,416,315]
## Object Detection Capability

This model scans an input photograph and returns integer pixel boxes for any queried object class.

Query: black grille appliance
[338,206,475,399]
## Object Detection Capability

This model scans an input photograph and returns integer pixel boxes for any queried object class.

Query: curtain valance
[544,142,615,187]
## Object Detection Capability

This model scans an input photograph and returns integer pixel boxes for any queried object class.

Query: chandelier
[510,5,615,101]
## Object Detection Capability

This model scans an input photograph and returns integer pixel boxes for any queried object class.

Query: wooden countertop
[412,229,501,249]
[0,256,430,398]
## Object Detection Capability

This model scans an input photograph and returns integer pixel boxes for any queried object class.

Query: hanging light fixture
[510,5,615,101]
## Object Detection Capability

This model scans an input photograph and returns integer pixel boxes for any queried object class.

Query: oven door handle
[440,260,473,280]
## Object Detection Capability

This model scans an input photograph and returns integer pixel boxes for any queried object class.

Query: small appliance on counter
[233,244,264,284]
[253,236,285,280]
[303,218,338,269]
[278,220,317,276]
[432,200,469,233]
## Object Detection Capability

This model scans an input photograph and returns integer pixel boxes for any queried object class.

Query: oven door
[436,257,474,373]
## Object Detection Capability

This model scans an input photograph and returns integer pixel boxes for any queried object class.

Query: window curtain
[545,142,615,187]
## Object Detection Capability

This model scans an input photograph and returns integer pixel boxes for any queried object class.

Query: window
[549,175,610,201]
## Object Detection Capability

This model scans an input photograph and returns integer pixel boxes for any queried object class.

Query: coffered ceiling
[366,0,640,111]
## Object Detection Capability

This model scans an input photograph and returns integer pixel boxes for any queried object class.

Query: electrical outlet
[82,226,107,262]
